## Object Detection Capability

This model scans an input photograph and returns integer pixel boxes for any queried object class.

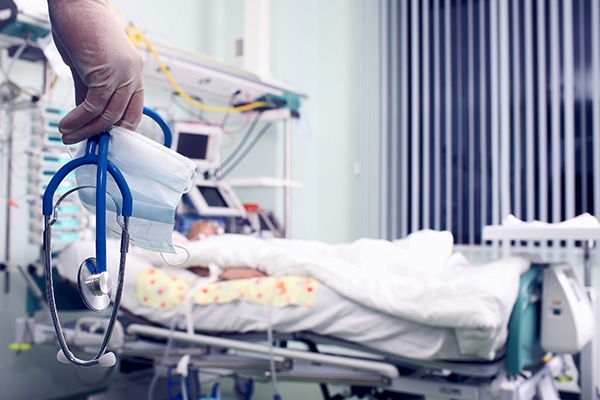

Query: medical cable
[219,111,263,170]
[148,273,219,400]
[266,278,281,400]
[125,24,267,113]
[220,122,273,179]
[222,94,254,134]
[183,268,220,335]
[221,90,242,127]
[147,313,179,400]
[4,43,27,78]
[171,92,209,124]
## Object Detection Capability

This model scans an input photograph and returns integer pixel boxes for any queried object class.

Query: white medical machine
[541,263,594,353]
[170,121,223,171]
[185,179,246,218]
[28,104,88,250]
[483,223,599,400]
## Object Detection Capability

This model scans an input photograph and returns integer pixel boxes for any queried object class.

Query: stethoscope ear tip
[56,349,69,364]
[56,349,116,367]
[98,352,117,367]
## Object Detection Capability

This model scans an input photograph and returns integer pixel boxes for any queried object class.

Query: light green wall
[190,0,365,243]
[114,0,368,244]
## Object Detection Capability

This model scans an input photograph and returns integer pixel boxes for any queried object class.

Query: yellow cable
[125,25,267,114]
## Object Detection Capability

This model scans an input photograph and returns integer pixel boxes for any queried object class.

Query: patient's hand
[188,266,266,281]
[188,266,210,277]
[219,267,266,281]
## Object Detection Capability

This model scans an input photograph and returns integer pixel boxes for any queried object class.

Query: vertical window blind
[379,0,600,245]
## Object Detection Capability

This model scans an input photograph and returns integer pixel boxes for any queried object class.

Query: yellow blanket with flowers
[133,266,320,310]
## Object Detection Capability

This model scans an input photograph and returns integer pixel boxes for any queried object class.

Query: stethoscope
[42,106,172,367]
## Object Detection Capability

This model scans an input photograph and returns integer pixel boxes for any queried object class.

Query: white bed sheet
[56,232,527,362]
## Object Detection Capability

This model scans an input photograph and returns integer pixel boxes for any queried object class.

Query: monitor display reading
[199,186,229,208]
[177,132,209,160]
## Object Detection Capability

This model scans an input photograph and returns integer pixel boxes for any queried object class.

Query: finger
[59,85,113,135]
[61,84,136,144]
[114,89,144,131]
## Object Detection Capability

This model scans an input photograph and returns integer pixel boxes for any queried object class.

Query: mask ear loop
[159,245,190,266]
[184,170,197,194]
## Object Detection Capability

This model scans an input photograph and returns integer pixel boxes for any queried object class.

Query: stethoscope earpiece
[57,349,116,367]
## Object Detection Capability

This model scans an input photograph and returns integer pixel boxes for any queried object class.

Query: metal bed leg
[580,241,597,400]
[298,339,343,400]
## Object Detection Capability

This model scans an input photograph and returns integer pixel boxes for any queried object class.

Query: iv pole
[0,100,14,294]
[0,43,51,294]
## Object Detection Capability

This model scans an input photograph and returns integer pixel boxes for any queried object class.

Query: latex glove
[47,0,144,144]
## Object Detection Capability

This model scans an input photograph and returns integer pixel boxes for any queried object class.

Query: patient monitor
[171,121,223,171]
[185,179,246,218]
[541,263,594,353]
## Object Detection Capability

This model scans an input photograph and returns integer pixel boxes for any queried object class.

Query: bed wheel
[233,374,254,400]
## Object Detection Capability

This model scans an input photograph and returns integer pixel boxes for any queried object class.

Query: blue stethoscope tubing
[42,106,172,367]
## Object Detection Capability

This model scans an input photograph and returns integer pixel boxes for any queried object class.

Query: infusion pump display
[185,180,247,218]
[171,121,223,170]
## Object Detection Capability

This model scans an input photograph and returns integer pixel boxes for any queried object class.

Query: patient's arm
[187,219,223,240]
[219,267,266,280]
[188,266,267,280]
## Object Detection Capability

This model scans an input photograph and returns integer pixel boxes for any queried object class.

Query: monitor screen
[198,186,229,208]
[182,180,245,218]
[177,132,209,160]
[171,122,223,170]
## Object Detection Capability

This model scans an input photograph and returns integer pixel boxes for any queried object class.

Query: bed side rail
[126,324,399,381]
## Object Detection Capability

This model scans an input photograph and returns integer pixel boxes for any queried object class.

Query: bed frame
[22,262,567,399]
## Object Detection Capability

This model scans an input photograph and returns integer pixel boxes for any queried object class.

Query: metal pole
[43,60,53,101]
[1,103,14,293]
[284,116,292,238]
[580,240,596,400]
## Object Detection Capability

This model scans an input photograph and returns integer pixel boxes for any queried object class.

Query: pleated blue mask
[75,126,197,253]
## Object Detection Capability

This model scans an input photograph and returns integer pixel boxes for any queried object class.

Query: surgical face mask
[75,126,197,253]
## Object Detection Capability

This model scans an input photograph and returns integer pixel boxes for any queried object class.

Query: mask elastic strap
[159,244,190,266]
[184,170,197,194]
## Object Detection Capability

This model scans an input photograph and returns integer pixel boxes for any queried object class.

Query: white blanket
[161,230,530,359]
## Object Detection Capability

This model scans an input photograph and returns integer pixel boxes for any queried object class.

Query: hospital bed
[22,234,593,400]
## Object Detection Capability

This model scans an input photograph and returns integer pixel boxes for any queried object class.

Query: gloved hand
[47,0,144,144]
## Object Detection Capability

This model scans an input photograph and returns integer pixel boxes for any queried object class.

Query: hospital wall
[110,0,371,244]
[194,0,376,244]
[183,0,370,244]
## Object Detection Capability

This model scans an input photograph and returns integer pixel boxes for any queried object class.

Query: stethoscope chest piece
[78,258,111,312]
